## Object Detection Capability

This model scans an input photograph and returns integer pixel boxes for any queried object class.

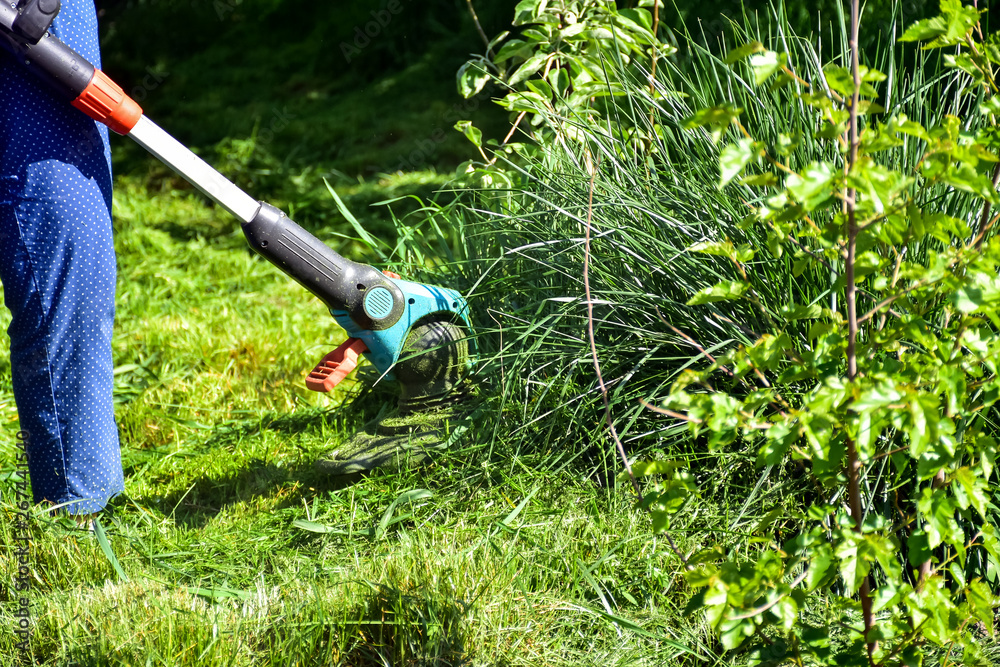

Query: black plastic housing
[0,3,94,99]
[12,0,60,44]
[242,203,404,330]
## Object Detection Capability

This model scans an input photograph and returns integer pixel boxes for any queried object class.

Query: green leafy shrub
[653,1,1000,663]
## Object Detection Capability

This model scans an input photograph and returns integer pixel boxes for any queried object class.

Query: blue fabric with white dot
[0,0,123,515]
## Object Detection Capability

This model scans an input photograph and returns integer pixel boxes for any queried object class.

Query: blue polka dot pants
[0,0,123,515]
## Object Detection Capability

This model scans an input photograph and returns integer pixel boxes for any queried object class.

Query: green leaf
[860,65,888,83]
[900,15,950,42]
[852,381,903,412]
[526,78,553,100]
[748,50,786,86]
[853,251,883,281]
[585,27,614,40]
[981,524,1000,564]
[908,393,943,460]
[835,531,874,594]
[954,285,986,313]
[725,41,764,64]
[807,543,835,591]
[688,239,741,260]
[719,139,759,188]
[706,394,741,448]
[687,280,749,305]
[982,98,1000,117]
[558,23,587,40]
[619,8,653,32]
[823,65,855,98]
[967,581,996,635]
[457,59,491,99]
[907,529,932,567]
[760,420,797,466]
[802,413,841,475]
[785,162,836,211]
[746,332,791,370]
[513,0,545,26]
[454,120,483,148]
[917,488,962,550]
[501,90,550,113]
[741,172,779,187]
[954,270,1000,314]
[900,0,981,47]
[780,303,823,320]
[627,460,685,478]
[719,618,756,650]
[872,581,901,613]
[981,435,997,482]
[941,164,1000,204]
[681,104,743,143]
[494,38,532,64]
[952,467,989,518]
[816,119,848,140]
[945,53,986,85]
[937,364,966,418]
[900,0,979,49]
[548,67,570,97]
[775,132,800,157]
[646,472,696,518]
[508,52,549,87]
[487,30,511,52]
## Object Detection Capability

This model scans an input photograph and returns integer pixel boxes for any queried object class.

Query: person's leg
[0,0,122,515]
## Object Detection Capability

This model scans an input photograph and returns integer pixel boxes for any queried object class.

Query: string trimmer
[0,0,473,474]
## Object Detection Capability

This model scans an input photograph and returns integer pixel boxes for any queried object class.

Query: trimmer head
[395,318,470,413]
[315,318,473,476]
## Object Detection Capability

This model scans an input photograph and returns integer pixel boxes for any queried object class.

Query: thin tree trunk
[844,0,876,662]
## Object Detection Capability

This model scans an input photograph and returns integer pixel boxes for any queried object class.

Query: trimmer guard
[331,277,472,381]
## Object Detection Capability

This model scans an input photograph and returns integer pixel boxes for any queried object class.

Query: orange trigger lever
[306,338,368,392]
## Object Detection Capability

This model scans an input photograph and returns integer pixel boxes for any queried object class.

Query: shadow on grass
[321,583,478,667]
[133,403,392,529]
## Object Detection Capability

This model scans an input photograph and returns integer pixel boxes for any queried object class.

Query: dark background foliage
[90,0,955,175]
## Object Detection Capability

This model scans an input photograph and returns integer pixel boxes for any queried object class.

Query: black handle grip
[242,203,404,330]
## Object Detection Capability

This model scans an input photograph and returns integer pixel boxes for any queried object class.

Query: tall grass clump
[446,2,977,478]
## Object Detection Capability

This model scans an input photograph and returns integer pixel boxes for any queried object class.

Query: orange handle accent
[71,69,143,135]
[306,338,369,392]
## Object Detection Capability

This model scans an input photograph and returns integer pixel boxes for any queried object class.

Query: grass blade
[92,517,128,583]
